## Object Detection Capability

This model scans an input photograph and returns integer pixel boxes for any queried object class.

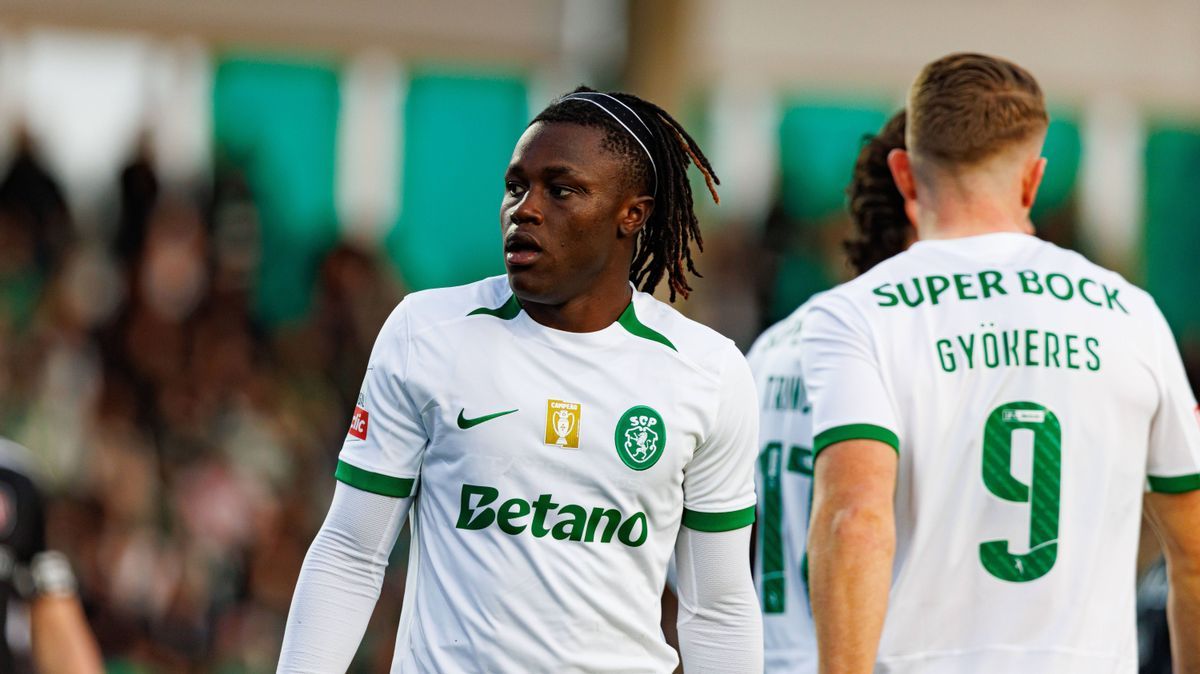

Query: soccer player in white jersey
[277,86,763,673]
[802,53,1200,673]
[749,111,911,673]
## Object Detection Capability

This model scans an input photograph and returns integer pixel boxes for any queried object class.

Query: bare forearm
[1167,567,1200,673]
[30,595,104,674]
[809,503,894,674]
[1145,491,1200,674]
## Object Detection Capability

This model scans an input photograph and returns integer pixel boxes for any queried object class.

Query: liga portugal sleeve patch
[349,406,369,440]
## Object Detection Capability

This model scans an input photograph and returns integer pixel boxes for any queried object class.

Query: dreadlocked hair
[532,86,720,301]
[844,110,912,275]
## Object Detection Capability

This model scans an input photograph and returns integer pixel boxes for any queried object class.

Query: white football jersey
[800,232,1200,674]
[747,299,820,674]
[338,275,759,673]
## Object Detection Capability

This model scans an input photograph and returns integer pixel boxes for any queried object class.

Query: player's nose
[509,189,543,227]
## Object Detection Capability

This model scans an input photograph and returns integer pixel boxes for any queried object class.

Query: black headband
[558,92,658,197]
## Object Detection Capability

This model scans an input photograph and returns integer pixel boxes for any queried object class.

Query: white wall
[690,0,1200,114]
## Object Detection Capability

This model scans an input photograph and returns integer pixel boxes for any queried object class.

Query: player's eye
[505,181,526,198]
[550,185,575,199]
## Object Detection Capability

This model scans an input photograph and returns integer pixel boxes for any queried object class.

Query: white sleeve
[681,346,759,532]
[799,294,900,457]
[1145,303,1200,493]
[674,526,763,673]
[337,299,430,497]
[277,482,411,673]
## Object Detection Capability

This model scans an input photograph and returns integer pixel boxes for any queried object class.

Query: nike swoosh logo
[457,408,519,429]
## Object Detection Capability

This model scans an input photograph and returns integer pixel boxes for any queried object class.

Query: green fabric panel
[617,301,676,351]
[813,423,900,456]
[334,460,416,498]
[778,101,889,222]
[213,56,340,325]
[388,72,528,290]
[1144,126,1200,343]
[1148,473,1200,494]
[467,293,522,320]
[1031,114,1082,219]
[682,505,756,532]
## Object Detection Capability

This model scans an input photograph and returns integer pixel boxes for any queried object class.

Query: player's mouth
[504,231,543,268]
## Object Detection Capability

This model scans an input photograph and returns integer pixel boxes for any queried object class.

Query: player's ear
[887,149,918,202]
[1021,156,1048,210]
[618,195,654,239]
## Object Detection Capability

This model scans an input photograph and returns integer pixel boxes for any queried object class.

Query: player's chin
[507,267,561,305]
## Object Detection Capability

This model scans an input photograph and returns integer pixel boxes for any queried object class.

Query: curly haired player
[278,87,762,673]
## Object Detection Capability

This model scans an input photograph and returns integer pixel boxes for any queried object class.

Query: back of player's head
[532,87,720,301]
[845,111,910,275]
[906,53,1048,169]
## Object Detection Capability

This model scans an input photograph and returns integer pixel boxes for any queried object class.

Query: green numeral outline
[979,401,1062,582]
[759,442,785,613]
[758,441,814,614]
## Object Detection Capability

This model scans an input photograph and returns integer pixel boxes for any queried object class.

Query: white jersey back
[800,233,1200,673]
[746,300,819,674]
[338,276,758,673]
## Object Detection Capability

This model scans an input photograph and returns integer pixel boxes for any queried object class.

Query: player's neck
[915,195,1032,241]
[521,282,634,333]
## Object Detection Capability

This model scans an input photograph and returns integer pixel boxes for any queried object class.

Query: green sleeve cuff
[813,423,900,457]
[1148,472,1200,494]
[335,460,416,498]
[682,505,756,532]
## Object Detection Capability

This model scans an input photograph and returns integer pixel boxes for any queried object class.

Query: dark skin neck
[520,258,635,332]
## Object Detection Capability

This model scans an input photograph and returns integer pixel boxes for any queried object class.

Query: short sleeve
[336,300,429,498]
[1145,305,1200,493]
[680,347,759,532]
[799,294,900,458]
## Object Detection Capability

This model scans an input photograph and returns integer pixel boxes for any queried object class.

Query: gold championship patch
[545,399,581,448]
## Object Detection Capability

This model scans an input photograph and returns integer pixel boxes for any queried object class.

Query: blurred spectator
[0,128,72,277]
[115,136,160,270]
[0,140,411,669]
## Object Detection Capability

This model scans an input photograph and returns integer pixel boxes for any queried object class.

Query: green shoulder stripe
[682,505,756,532]
[617,302,676,351]
[813,423,900,456]
[335,460,415,498]
[468,294,522,320]
[1148,473,1200,494]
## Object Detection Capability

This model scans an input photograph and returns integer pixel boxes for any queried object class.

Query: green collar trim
[469,294,676,352]
[468,294,522,320]
[618,301,676,351]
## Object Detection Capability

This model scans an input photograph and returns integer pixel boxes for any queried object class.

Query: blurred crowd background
[0,0,1199,671]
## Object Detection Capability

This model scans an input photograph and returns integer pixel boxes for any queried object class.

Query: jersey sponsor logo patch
[545,399,581,448]
[458,408,519,430]
[1003,408,1046,424]
[455,483,648,547]
[614,405,665,471]
[348,405,369,440]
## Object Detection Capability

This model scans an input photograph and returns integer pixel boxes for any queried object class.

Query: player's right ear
[887,148,918,202]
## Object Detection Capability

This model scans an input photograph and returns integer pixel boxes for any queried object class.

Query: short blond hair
[907,53,1048,166]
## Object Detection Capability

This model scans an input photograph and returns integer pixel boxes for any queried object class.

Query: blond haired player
[803,53,1200,673]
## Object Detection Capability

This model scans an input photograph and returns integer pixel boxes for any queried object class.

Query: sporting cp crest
[614,406,665,471]
[544,399,582,448]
